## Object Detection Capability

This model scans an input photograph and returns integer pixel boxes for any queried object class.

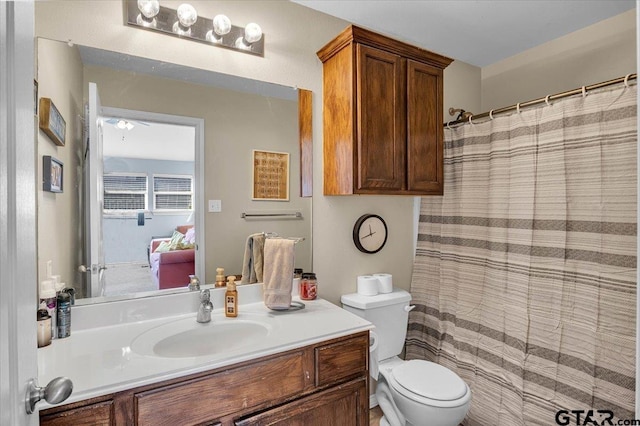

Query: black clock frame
[353,213,388,254]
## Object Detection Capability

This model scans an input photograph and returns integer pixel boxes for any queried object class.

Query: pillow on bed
[154,230,185,253]
[184,227,196,244]
[154,230,195,252]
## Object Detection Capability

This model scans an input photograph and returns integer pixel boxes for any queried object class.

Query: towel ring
[269,301,305,312]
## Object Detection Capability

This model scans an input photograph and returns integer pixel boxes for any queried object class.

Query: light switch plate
[208,199,222,212]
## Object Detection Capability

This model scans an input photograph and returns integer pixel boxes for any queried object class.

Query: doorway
[85,101,204,298]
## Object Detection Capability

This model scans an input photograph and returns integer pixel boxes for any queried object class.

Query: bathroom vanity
[37,287,371,425]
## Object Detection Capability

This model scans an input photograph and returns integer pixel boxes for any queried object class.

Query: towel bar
[241,212,302,219]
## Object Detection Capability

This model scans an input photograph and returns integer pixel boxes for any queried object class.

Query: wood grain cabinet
[40,331,369,426]
[318,25,453,195]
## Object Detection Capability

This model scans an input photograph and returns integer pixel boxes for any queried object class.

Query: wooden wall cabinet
[40,332,369,426]
[318,25,453,195]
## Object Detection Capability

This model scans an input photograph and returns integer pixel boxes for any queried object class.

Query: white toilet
[341,288,471,426]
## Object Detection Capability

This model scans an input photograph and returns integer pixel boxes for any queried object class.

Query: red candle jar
[300,273,317,300]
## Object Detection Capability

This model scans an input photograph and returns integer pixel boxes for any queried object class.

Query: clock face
[353,214,388,254]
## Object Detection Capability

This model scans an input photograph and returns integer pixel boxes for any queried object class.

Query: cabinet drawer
[315,333,368,387]
[40,400,114,426]
[236,378,367,426]
[135,351,306,426]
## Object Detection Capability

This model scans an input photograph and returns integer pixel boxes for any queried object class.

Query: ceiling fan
[104,117,150,130]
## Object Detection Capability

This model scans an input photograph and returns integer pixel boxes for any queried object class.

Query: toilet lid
[391,360,467,401]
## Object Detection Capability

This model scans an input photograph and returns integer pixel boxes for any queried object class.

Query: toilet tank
[341,289,412,361]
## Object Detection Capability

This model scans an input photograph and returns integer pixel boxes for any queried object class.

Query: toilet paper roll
[373,273,393,293]
[369,330,379,380]
[357,275,379,296]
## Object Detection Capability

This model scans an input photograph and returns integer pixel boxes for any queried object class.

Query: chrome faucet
[188,274,200,291]
[197,289,213,323]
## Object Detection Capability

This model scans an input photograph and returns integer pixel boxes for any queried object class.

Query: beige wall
[36,38,84,293]
[82,64,311,281]
[482,9,636,111]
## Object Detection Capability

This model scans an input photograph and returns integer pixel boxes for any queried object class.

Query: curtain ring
[516,103,521,113]
[581,86,587,97]
[468,115,473,125]
[545,95,551,106]
[447,121,452,130]
[489,109,494,120]
[624,74,631,88]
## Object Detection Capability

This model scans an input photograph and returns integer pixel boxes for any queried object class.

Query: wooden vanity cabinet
[40,331,369,426]
[318,25,453,195]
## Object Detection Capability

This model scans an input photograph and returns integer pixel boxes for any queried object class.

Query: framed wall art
[252,150,289,201]
[39,97,66,146]
[43,156,64,193]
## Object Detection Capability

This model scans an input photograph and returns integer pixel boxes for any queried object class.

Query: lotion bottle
[225,276,238,317]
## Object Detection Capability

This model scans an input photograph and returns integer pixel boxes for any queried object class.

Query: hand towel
[241,233,265,284]
[263,238,295,310]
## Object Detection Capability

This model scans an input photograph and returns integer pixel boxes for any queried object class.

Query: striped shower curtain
[406,85,637,425]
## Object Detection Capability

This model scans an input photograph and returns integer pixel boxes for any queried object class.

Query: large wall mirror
[36,37,312,304]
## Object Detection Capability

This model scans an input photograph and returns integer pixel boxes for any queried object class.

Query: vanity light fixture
[125,0,265,57]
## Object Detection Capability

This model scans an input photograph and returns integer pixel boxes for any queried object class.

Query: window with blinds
[103,173,148,212]
[153,174,193,211]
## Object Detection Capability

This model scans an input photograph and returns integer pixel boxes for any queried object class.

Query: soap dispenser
[215,267,226,287]
[225,276,238,317]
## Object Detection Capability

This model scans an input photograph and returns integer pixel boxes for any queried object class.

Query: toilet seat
[388,360,470,408]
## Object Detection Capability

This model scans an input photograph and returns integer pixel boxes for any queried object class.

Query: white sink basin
[131,315,272,358]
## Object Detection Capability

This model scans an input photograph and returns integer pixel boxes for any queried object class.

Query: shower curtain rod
[444,73,637,127]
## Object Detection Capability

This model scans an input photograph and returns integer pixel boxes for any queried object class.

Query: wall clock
[353,214,388,254]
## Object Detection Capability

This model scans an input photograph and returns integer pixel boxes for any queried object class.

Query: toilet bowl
[376,357,471,426]
[341,289,471,426]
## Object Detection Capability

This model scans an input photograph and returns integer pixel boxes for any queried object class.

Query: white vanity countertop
[37,297,372,408]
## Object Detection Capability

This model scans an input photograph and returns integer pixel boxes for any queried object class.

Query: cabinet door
[356,44,406,192]
[236,378,368,426]
[406,59,444,194]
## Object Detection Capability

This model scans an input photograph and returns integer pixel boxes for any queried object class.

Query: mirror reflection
[36,37,312,304]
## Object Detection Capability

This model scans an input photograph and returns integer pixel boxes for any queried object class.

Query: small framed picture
[252,150,289,201]
[39,97,66,147]
[43,156,64,193]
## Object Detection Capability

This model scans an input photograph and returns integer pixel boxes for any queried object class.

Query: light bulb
[177,4,197,27]
[136,0,159,27]
[173,3,197,35]
[116,120,134,130]
[137,0,159,18]
[213,14,231,36]
[244,23,262,44]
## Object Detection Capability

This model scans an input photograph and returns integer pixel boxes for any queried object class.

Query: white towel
[263,238,295,310]
[241,233,265,284]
